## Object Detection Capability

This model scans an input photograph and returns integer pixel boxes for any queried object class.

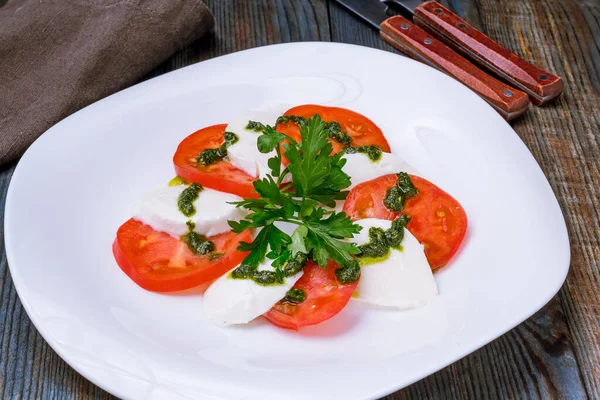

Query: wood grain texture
[386,299,587,400]
[330,0,596,398]
[413,1,564,104]
[142,0,329,81]
[1,0,599,399]
[437,2,600,398]
[380,15,531,119]
[0,0,329,399]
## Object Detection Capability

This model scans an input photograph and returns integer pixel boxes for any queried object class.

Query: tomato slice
[343,174,468,269]
[276,104,391,154]
[113,219,252,292]
[173,124,258,198]
[263,261,358,330]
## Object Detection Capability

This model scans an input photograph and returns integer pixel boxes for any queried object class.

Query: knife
[390,1,563,105]
[335,0,531,120]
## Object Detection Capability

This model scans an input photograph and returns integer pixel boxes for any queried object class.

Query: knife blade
[335,0,530,120]
[386,0,563,105]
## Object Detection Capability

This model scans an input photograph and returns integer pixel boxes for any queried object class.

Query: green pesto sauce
[345,145,383,162]
[358,245,404,266]
[358,252,390,266]
[180,221,214,255]
[280,252,307,276]
[335,259,361,284]
[326,121,352,145]
[276,115,352,145]
[383,172,418,212]
[357,215,411,265]
[231,252,308,286]
[230,263,284,285]
[196,131,239,166]
[275,115,307,126]
[245,120,266,132]
[209,252,224,261]
[284,288,306,304]
[168,176,188,186]
[177,182,203,217]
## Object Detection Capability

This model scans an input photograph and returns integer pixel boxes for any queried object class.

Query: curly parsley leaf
[304,210,361,266]
[321,152,350,192]
[239,224,291,268]
[306,210,362,239]
[270,250,291,268]
[283,116,351,206]
[257,126,287,154]
[305,231,330,267]
[289,225,308,255]
[253,176,285,205]
[228,115,362,276]
[267,156,281,177]
[285,116,331,197]
[237,227,269,267]
[228,219,254,233]
[267,224,292,254]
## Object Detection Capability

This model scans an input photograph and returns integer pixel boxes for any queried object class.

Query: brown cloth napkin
[0,0,214,165]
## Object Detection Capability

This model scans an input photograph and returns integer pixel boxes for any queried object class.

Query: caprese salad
[113,104,468,330]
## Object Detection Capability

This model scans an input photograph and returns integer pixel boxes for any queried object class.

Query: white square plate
[5,43,569,399]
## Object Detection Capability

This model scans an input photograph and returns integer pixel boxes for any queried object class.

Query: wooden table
[1,0,598,398]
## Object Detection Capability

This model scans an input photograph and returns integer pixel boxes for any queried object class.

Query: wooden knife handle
[413,1,563,105]
[380,16,530,120]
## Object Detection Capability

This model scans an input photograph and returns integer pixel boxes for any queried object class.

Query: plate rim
[4,41,571,399]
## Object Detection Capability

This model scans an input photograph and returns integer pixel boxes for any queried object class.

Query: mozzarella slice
[226,107,287,179]
[203,259,303,326]
[132,183,246,238]
[352,218,437,309]
[343,152,419,188]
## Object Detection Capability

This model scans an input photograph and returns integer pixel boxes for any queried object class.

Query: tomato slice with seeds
[173,124,258,198]
[343,174,468,269]
[263,261,358,330]
[276,104,391,155]
[113,219,252,292]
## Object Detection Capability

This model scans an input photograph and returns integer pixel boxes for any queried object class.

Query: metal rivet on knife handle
[400,23,410,30]
[379,15,530,120]
[413,0,563,105]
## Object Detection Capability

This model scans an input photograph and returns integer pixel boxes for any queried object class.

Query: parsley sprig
[228,115,362,275]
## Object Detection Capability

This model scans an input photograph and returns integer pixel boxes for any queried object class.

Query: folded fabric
[0,0,214,165]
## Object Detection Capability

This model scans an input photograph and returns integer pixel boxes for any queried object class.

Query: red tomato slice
[343,174,468,269]
[173,124,258,198]
[276,104,391,155]
[113,219,252,292]
[263,261,358,330]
